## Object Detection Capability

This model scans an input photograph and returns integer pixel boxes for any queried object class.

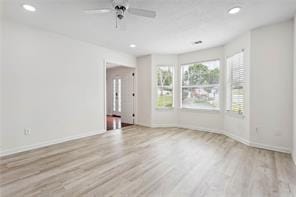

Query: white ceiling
[2,0,296,56]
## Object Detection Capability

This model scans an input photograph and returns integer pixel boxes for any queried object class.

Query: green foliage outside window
[183,63,219,86]
[156,67,173,108]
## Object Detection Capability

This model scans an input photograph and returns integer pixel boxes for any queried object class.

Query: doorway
[106,63,135,131]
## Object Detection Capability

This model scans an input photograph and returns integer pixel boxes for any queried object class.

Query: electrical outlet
[24,128,31,136]
[255,127,259,134]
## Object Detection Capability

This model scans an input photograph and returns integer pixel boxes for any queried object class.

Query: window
[226,51,245,115]
[156,66,174,108]
[118,79,121,112]
[113,79,116,112]
[181,60,220,110]
[113,78,121,113]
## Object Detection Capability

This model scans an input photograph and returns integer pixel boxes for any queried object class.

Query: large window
[181,60,220,110]
[156,66,174,108]
[226,51,245,115]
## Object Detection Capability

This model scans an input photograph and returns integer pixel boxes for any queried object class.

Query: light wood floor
[1,126,296,197]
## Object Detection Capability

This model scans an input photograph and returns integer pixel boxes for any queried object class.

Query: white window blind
[226,51,245,114]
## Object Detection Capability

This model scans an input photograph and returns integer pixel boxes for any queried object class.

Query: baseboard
[136,123,224,134]
[249,141,291,153]
[0,130,106,157]
[148,123,224,135]
[223,131,291,153]
[224,132,250,146]
[150,123,177,128]
[135,122,152,128]
[150,123,291,154]
[178,124,224,134]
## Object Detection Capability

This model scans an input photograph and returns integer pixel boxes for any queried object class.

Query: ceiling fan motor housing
[112,0,129,19]
[115,8,125,19]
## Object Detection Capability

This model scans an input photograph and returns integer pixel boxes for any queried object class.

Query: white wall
[224,32,251,142]
[293,16,296,164]
[151,54,178,127]
[136,19,294,154]
[250,20,294,152]
[0,20,135,156]
[136,55,152,127]
[0,2,3,151]
[177,47,225,132]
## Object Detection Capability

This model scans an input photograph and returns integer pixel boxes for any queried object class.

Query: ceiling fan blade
[84,9,113,14]
[128,8,156,18]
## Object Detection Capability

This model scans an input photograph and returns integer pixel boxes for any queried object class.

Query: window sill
[179,107,221,113]
[155,107,174,111]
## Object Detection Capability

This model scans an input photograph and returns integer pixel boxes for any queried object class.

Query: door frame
[103,60,137,131]
[103,60,107,131]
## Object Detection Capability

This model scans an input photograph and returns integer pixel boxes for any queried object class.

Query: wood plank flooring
[107,116,133,131]
[1,126,296,197]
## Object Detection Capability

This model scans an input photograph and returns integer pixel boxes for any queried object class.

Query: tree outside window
[156,66,174,108]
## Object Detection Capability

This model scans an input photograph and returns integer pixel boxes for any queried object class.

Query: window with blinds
[226,51,245,115]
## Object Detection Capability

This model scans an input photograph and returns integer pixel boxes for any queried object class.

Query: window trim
[180,59,221,111]
[225,50,245,116]
[155,65,175,110]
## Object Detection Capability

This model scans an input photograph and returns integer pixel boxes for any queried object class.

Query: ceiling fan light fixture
[22,4,36,12]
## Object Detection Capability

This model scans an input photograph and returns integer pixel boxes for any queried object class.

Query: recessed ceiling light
[228,7,241,15]
[129,44,136,48]
[22,4,36,12]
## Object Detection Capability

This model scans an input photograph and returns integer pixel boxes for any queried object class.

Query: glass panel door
[112,78,121,116]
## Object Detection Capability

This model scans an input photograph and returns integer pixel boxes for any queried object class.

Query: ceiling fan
[84,0,156,28]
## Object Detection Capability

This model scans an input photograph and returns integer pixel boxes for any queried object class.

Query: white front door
[112,78,121,116]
